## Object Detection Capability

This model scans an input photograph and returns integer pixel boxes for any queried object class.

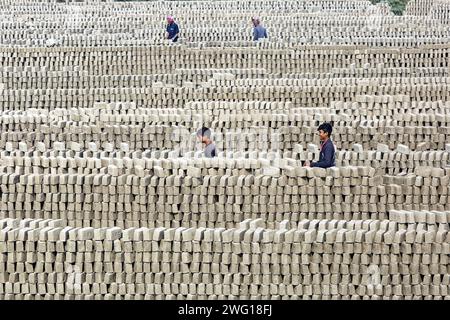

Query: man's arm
[311,143,335,168]
[253,28,258,41]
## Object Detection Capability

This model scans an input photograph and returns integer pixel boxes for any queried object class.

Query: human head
[167,16,174,24]
[317,123,332,141]
[252,16,260,26]
[196,127,212,144]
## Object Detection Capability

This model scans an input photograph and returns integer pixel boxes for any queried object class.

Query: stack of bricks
[429,0,450,24]
[405,0,450,24]
[2,50,450,86]
[0,98,448,152]
[1,213,450,300]
[0,138,447,176]
[404,0,437,16]
[0,0,449,47]
[1,74,450,111]
[0,151,448,229]
[1,46,449,86]
[381,166,450,212]
[0,46,449,80]
[0,67,270,90]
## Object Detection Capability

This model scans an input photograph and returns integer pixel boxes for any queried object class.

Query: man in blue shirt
[305,123,336,168]
[252,17,268,41]
[166,16,179,42]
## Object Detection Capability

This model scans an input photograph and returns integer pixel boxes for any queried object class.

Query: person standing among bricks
[165,16,179,42]
[305,123,336,168]
[197,127,217,158]
[252,17,267,41]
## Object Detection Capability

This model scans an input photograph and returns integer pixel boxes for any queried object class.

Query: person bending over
[252,17,268,41]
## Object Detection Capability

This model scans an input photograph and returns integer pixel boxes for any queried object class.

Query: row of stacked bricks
[1,211,450,300]
[1,48,450,100]
[0,137,448,176]
[0,0,449,46]
[0,97,449,152]
[0,152,448,229]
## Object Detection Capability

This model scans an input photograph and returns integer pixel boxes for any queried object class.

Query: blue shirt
[253,25,267,41]
[204,143,217,158]
[311,139,336,168]
[166,22,179,42]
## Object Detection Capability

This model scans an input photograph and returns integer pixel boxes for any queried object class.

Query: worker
[252,16,267,41]
[166,16,179,42]
[196,127,217,158]
[305,123,336,168]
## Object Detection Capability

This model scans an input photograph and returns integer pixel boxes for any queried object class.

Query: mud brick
[108,165,119,177]
[430,168,444,178]
[36,143,46,153]
[88,143,98,152]
[78,228,94,241]
[106,228,122,241]
[353,144,364,153]
[186,166,202,178]
[312,167,327,177]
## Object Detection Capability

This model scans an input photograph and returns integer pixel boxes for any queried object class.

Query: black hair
[196,127,212,139]
[318,122,332,136]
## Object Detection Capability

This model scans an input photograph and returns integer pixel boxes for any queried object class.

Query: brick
[376,144,389,153]
[353,144,364,153]
[54,142,65,151]
[36,142,46,152]
[396,144,410,155]
[187,166,201,178]
[88,142,98,152]
[78,228,94,240]
[106,227,122,240]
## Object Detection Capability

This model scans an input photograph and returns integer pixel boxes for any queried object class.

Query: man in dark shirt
[306,122,336,168]
[166,16,179,42]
